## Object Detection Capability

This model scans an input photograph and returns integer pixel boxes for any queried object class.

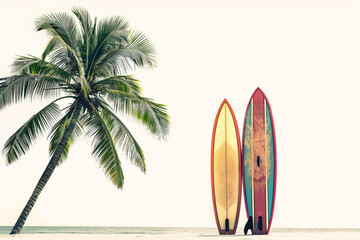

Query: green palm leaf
[102,107,145,172]
[72,7,92,40]
[91,47,134,77]
[104,89,169,139]
[0,74,71,109]
[35,12,78,52]
[90,31,156,77]
[46,48,79,80]
[12,56,74,82]
[87,16,129,78]
[71,7,93,72]
[41,38,62,61]
[96,75,169,138]
[2,102,61,164]
[128,30,156,67]
[35,11,89,98]
[48,104,83,164]
[84,107,124,188]
[96,75,142,95]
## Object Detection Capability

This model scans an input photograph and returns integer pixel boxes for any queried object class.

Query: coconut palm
[0,7,169,234]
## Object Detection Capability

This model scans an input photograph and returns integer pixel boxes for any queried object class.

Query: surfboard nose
[254,87,265,96]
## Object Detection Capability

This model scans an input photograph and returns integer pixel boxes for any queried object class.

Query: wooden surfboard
[211,99,241,235]
[242,88,277,235]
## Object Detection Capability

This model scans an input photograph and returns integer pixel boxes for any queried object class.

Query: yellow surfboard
[211,99,242,235]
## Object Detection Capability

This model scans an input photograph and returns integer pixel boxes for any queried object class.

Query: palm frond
[96,75,142,95]
[35,12,78,52]
[41,37,62,61]
[2,102,61,164]
[72,7,92,38]
[48,103,82,164]
[104,89,169,139]
[91,47,135,77]
[127,30,156,67]
[89,31,156,77]
[72,7,93,72]
[12,55,74,83]
[35,11,87,94]
[102,106,145,172]
[0,75,66,109]
[47,48,79,79]
[133,97,169,138]
[84,107,124,188]
[87,16,129,78]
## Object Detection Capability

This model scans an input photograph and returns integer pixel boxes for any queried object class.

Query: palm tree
[0,7,169,234]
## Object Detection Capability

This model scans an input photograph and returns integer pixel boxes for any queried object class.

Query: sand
[0,228,359,240]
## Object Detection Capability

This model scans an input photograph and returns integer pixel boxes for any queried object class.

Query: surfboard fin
[225,219,229,232]
[244,216,253,235]
[256,216,263,231]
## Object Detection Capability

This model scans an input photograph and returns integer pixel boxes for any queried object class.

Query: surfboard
[243,88,277,235]
[211,99,241,235]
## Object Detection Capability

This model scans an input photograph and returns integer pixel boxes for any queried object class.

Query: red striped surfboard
[211,99,241,235]
[242,88,277,235]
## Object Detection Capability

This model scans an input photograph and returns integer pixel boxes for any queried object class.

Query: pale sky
[0,0,359,229]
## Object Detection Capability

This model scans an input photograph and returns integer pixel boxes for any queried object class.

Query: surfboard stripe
[251,99,255,228]
[253,90,266,234]
[243,100,253,219]
[265,100,269,231]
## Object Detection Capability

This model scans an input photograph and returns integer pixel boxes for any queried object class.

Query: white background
[0,0,359,228]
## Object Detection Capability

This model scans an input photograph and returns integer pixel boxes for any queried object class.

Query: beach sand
[0,228,359,240]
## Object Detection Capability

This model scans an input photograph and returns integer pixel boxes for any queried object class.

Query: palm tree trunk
[10,106,81,234]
